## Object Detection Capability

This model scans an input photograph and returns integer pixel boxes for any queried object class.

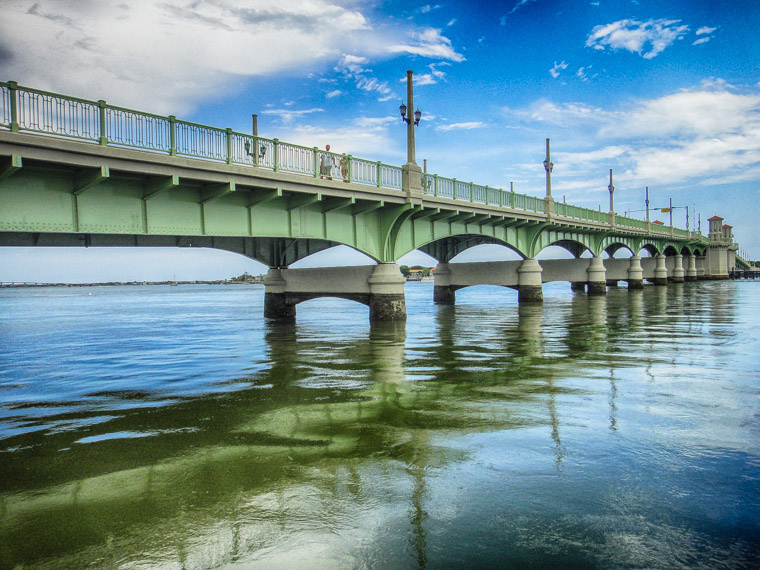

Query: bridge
[0,79,741,321]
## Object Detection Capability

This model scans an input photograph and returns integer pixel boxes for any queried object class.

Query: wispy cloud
[0,0,461,114]
[335,54,394,101]
[693,25,716,46]
[388,27,465,62]
[550,60,568,78]
[505,81,760,188]
[509,0,538,15]
[436,121,486,132]
[586,19,690,59]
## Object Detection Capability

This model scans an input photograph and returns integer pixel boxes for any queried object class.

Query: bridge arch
[415,234,528,263]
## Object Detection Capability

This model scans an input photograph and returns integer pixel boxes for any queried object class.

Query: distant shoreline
[0,280,263,288]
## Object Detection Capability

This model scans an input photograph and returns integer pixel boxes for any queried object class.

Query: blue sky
[1,0,758,282]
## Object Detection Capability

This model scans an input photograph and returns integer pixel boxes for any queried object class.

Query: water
[0,281,758,569]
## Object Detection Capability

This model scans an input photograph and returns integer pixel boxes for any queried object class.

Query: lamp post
[399,70,422,165]
[543,138,555,216]
[400,70,423,198]
[607,169,616,227]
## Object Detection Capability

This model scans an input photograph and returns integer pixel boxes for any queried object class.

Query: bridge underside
[0,231,339,269]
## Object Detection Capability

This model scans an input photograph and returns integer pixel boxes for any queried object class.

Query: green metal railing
[0,81,699,233]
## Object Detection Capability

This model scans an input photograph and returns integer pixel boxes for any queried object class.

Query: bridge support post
[672,254,685,283]
[587,256,607,296]
[433,262,456,304]
[570,281,586,292]
[263,268,296,320]
[654,254,668,286]
[627,255,644,289]
[696,256,706,279]
[517,258,543,303]
[685,254,697,281]
[367,263,407,321]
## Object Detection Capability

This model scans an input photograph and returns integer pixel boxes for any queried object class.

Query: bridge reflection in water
[2,280,753,569]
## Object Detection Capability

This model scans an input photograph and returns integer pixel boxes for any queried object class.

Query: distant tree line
[399,265,432,278]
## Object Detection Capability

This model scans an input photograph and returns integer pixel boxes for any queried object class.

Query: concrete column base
[587,256,606,296]
[433,285,456,304]
[606,279,619,287]
[684,275,698,282]
[517,258,543,304]
[264,292,296,320]
[588,281,607,296]
[571,281,586,292]
[518,285,543,303]
[369,294,407,321]
[627,279,644,290]
[654,254,668,286]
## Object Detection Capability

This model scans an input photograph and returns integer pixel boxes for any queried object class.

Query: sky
[1,0,758,282]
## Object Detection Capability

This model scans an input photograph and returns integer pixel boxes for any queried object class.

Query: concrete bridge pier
[696,256,706,280]
[627,255,644,289]
[367,263,408,321]
[654,254,668,286]
[587,256,607,296]
[672,254,685,283]
[517,258,543,303]
[570,281,587,292]
[263,268,294,320]
[433,262,456,305]
[685,255,698,282]
[263,263,407,322]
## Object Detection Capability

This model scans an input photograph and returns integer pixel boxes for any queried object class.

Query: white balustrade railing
[0,80,700,232]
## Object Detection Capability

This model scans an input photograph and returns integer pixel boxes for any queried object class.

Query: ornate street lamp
[400,70,422,166]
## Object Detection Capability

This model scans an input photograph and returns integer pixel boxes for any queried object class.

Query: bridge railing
[2,81,699,234]
[422,173,546,214]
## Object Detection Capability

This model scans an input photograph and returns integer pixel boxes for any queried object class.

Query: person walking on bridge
[320,145,335,180]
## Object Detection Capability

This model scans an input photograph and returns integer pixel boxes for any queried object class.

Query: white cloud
[436,121,486,132]
[387,28,465,62]
[550,60,568,78]
[0,0,462,114]
[509,0,538,15]
[504,82,760,191]
[586,19,690,59]
[693,37,711,46]
[260,107,324,123]
[696,26,717,35]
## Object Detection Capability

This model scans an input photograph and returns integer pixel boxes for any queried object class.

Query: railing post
[347,155,353,183]
[452,178,457,199]
[225,128,233,164]
[485,185,489,205]
[273,138,279,172]
[470,181,474,203]
[169,115,177,156]
[8,81,19,133]
[499,189,503,207]
[434,174,438,196]
[313,147,319,177]
[510,190,515,208]
[97,100,108,146]
[377,161,382,188]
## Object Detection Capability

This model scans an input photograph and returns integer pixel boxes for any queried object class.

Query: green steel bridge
[0,81,740,320]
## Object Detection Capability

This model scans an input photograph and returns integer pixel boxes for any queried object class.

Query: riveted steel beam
[248,188,282,207]
[353,200,384,216]
[143,174,179,200]
[0,154,22,180]
[74,165,109,195]
[287,193,322,211]
[200,181,235,204]
[321,196,355,213]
